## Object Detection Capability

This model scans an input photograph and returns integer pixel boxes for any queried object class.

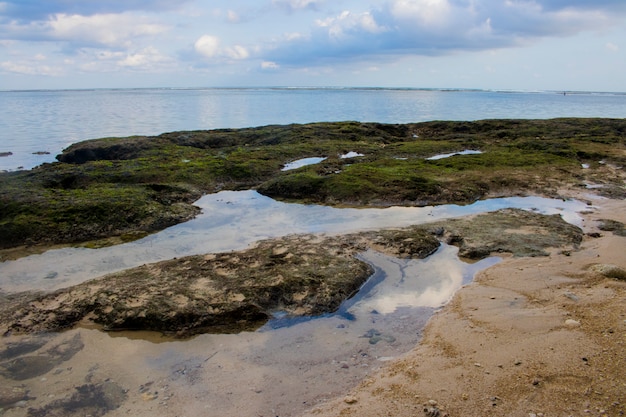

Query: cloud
[224,45,250,60]
[226,10,241,23]
[605,42,619,51]
[118,46,173,69]
[272,0,325,13]
[0,11,170,51]
[0,59,62,76]
[194,35,250,61]
[0,0,189,21]
[194,35,221,58]
[264,0,626,67]
[61,45,175,74]
[261,61,280,70]
[47,13,169,48]
[536,0,626,12]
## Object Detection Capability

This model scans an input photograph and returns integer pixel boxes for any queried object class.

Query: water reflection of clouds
[0,190,588,293]
[352,246,499,315]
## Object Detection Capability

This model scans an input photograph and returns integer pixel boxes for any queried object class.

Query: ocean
[1,87,625,171]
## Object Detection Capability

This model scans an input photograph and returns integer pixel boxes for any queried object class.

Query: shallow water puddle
[426,149,482,160]
[281,157,327,171]
[0,244,498,416]
[0,190,588,293]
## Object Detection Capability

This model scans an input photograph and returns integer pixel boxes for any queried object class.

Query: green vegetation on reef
[1,118,625,250]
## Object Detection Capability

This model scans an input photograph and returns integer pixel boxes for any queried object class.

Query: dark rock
[26,381,127,417]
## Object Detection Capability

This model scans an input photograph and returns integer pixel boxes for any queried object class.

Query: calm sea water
[1,87,625,171]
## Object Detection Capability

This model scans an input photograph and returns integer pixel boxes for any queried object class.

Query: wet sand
[0,245,496,417]
[298,191,626,417]
[1,190,624,417]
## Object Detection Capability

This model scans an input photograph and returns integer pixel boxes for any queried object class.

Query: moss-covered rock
[1,118,624,250]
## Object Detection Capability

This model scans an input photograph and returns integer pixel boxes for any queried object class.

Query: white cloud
[273,0,325,13]
[1,0,626,89]
[0,0,191,20]
[227,10,241,23]
[359,12,387,34]
[118,46,171,68]
[0,60,62,76]
[261,61,280,70]
[194,35,249,61]
[48,13,169,48]
[390,0,453,28]
[315,10,387,41]
[194,35,221,58]
[224,45,249,60]
[264,0,626,68]
[284,32,306,42]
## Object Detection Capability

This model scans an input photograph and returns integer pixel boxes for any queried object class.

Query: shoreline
[0,189,623,416]
[297,191,626,417]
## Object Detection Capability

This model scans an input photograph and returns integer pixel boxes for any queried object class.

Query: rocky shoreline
[1,118,625,252]
[0,208,584,338]
[298,192,626,417]
[0,119,624,416]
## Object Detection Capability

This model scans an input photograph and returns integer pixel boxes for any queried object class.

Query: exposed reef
[1,118,624,251]
[0,209,582,337]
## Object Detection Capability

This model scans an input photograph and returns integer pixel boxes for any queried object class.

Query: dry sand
[298,192,626,417]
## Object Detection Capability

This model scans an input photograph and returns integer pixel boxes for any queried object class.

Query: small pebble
[424,406,441,417]
[565,319,581,328]
[344,395,357,404]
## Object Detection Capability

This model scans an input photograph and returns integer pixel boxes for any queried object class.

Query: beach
[1,118,625,417]
[298,190,626,417]
[0,190,624,417]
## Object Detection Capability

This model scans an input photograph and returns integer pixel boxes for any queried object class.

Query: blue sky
[1,0,625,91]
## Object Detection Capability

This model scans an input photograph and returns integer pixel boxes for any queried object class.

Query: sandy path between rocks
[298,193,626,417]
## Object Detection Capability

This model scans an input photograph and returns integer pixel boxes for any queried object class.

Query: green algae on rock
[1,118,624,250]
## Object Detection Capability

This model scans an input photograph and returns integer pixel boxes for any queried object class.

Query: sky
[1,0,625,91]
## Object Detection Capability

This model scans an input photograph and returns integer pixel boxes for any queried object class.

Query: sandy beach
[0,189,624,417]
[297,190,626,417]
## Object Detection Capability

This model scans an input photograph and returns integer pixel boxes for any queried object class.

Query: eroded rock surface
[0,209,583,337]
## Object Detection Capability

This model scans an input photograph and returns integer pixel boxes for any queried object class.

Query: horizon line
[1,86,625,95]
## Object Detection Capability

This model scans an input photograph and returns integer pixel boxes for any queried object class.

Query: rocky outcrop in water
[1,118,624,251]
[0,209,583,337]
